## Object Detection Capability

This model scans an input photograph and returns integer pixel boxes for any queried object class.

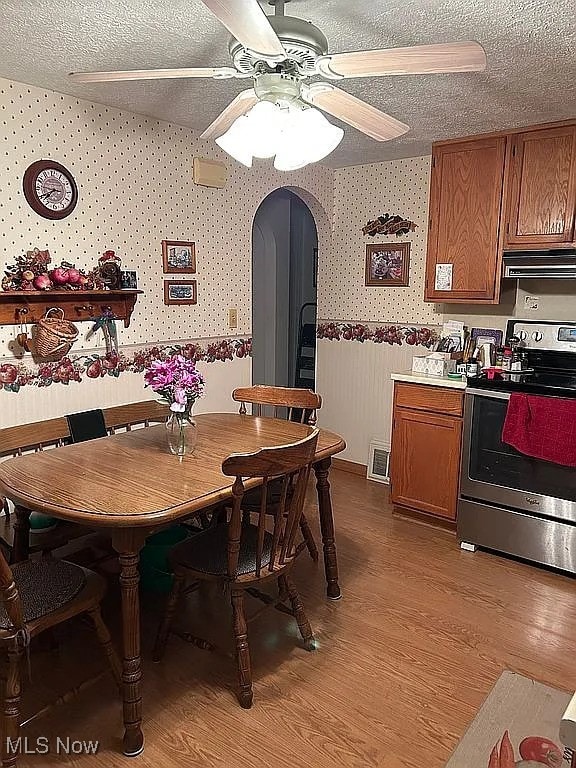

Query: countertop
[391,370,467,390]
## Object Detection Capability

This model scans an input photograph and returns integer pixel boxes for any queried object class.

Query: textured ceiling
[0,0,575,167]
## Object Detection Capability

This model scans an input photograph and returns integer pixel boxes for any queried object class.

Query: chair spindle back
[222,430,319,579]
[0,550,24,632]
[232,385,322,426]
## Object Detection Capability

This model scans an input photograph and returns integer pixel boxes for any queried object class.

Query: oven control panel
[508,320,576,353]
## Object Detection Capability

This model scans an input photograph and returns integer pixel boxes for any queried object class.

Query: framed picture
[365,243,410,286]
[163,279,197,306]
[120,270,138,289]
[162,240,196,274]
[471,327,503,348]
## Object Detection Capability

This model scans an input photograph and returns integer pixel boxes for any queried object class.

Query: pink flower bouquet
[144,355,204,415]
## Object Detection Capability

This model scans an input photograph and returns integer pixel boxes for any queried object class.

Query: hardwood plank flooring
[13,470,576,767]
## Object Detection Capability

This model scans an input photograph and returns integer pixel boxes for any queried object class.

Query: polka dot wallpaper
[319,155,439,325]
[0,76,334,356]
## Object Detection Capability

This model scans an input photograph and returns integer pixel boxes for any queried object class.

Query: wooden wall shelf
[0,290,142,327]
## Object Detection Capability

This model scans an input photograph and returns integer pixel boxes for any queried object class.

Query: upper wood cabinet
[424,136,507,304]
[504,125,576,248]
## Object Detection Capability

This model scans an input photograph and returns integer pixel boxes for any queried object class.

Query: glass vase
[165,410,197,457]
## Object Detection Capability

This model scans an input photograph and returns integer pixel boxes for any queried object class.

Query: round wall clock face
[23,160,78,220]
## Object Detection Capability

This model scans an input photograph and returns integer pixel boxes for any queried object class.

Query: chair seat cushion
[0,558,87,629]
[169,523,273,577]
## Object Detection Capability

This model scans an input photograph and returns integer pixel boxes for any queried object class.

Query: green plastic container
[29,511,58,531]
[139,525,190,594]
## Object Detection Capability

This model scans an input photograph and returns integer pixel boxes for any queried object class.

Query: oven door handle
[466,387,511,400]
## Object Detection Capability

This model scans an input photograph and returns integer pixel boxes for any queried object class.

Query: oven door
[460,388,576,523]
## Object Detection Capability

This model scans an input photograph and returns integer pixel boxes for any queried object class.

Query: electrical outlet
[524,295,539,311]
[228,307,238,329]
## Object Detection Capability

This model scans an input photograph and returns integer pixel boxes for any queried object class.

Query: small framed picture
[162,240,196,274]
[120,270,138,289]
[163,279,197,306]
[365,243,410,286]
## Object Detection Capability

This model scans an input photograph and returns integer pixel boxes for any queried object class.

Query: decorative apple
[66,268,81,284]
[0,364,18,384]
[33,274,52,290]
[50,267,69,285]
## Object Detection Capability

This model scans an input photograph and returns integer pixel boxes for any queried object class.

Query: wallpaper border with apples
[0,337,251,392]
[317,321,439,347]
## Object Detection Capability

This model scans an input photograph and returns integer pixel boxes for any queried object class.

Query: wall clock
[23,160,78,220]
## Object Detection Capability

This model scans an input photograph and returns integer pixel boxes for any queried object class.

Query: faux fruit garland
[0,338,251,392]
[2,248,110,292]
[317,322,438,347]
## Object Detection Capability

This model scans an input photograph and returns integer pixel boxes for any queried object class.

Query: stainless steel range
[458,319,576,573]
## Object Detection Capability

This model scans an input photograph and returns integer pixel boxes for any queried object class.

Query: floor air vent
[367,440,390,484]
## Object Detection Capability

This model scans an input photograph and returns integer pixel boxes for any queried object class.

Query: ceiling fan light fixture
[215,115,254,167]
[274,105,344,171]
[244,100,287,158]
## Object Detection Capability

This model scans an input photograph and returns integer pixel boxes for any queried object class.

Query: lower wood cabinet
[390,382,464,521]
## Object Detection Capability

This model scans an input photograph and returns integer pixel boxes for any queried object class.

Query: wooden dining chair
[0,401,172,562]
[153,429,319,709]
[0,552,121,767]
[232,385,322,561]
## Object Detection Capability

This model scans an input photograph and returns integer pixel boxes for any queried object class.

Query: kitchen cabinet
[390,382,463,521]
[504,125,576,248]
[424,119,576,304]
[424,136,507,304]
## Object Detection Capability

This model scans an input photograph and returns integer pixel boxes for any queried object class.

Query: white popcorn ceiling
[0,77,334,353]
[0,0,575,168]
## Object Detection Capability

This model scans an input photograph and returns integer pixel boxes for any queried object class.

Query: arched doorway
[252,188,318,389]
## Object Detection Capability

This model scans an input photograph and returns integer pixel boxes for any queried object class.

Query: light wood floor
[15,470,576,767]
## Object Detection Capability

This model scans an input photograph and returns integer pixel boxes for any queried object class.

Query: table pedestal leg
[12,506,31,563]
[111,529,146,757]
[313,458,341,600]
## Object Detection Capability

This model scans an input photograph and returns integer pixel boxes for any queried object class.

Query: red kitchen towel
[502,392,576,467]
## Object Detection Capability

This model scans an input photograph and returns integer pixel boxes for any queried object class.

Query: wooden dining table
[0,412,345,756]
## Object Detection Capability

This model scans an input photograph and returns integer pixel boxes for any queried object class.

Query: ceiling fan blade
[200,89,258,141]
[302,83,409,142]
[318,41,487,79]
[69,66,236,83]
[200,0,285,60]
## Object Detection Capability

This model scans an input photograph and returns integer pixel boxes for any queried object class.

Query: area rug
[446,671,574,767]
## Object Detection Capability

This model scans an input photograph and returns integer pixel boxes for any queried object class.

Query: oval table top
[0,413,345,528]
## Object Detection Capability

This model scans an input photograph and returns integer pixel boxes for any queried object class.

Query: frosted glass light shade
[215,116,253,167]
[247,101,287,159]
[274,107,344,171]
[215,100,343,171]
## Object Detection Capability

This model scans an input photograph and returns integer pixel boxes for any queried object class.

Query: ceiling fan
[69,0,486,167]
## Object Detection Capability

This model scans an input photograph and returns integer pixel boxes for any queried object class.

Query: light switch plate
[524,295,539,311]
[228,308,238,328]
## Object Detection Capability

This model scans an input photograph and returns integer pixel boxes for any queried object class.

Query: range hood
[503,249,576,279]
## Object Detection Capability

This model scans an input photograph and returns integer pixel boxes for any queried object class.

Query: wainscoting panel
[316,338,426,464]
[0,354,250,429]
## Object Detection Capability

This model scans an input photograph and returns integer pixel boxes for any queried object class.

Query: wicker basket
[34,308,79,360]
